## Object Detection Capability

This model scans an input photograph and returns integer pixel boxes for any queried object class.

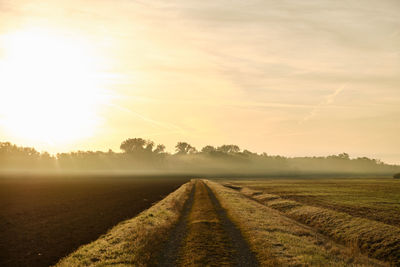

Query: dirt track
[158,180,258,266]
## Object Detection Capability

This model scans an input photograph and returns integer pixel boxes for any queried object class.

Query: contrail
[301,84,347,123]
[107,103,187,135]
[301,28,399,124]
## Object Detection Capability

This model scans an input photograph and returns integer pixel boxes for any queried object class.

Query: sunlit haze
[0,28,110,145]
[1,0,399,163]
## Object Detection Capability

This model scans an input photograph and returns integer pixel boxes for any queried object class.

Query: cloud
[301,84,346,123]
[108,103,187,135]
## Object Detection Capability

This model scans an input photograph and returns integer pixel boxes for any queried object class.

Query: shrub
[394,173,400,179]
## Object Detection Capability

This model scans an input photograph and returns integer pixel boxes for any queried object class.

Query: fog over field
[1,139,399,176]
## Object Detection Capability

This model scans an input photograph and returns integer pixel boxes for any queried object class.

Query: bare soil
[0,174,188,267]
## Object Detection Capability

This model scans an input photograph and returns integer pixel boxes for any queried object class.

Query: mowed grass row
[227,181,400,265]
[206,180,386,266]
[227,178,400,227]
[55,180,195,266]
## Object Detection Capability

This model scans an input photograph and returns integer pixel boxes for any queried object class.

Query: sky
[0,0,399,163]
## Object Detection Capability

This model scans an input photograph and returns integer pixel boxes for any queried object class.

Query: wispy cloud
[107,103,187,135]
[301,84,346,123]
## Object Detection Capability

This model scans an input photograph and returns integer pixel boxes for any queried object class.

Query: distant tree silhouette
[154,144,166,154]
[0,142,40,157]
[338,153,350,160]
[145,140,154,152]
[217,144,240,154]
[1,140,399,175]
[175,142,197,155]
[201,145,217,153]
[242,149,256,156]
[120,138,153,153]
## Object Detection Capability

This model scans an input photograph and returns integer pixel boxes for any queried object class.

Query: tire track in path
[156,181,196,266]
[157,180,258,267]
[204,182,258,267]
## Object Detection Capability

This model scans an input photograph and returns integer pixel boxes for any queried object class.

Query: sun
[0,28,109,147]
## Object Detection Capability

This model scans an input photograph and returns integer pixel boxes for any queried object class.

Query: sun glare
[0,28,109,146]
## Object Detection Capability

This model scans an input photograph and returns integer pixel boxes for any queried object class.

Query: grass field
[220,178,400,265]
[221,178,400,226]
[0,175,188,267]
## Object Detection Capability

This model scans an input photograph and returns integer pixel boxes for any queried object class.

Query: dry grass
[225,178,400,227]
[235,184,400,265]
[55,180,194,267]
[206,180,386,267]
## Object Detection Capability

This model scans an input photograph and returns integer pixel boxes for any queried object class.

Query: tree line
[0,138,399,176]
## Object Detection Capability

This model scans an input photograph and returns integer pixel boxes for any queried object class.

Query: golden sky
[0,0,399,163]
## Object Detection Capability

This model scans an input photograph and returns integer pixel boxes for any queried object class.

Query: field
[0,174,188,267]
[221,178,400,227]
[3,176,399,266]
[57,178,398,266]
[57,180,259,266]
[220,178,400,265]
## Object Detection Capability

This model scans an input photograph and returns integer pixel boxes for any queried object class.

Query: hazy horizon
[1,0,399,164]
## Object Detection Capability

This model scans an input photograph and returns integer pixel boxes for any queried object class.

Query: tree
[154,144,166,154]
[242,149,255,156]
[201,145,216,154]
[145,141,155,152]
[338,153,350,160]
[175,142,197,155]
[394,173,400,179]
[120,138,153,153]
[0,142,40,158]
[217,144,240,154]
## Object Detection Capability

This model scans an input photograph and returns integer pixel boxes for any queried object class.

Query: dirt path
[158,180,258,267]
